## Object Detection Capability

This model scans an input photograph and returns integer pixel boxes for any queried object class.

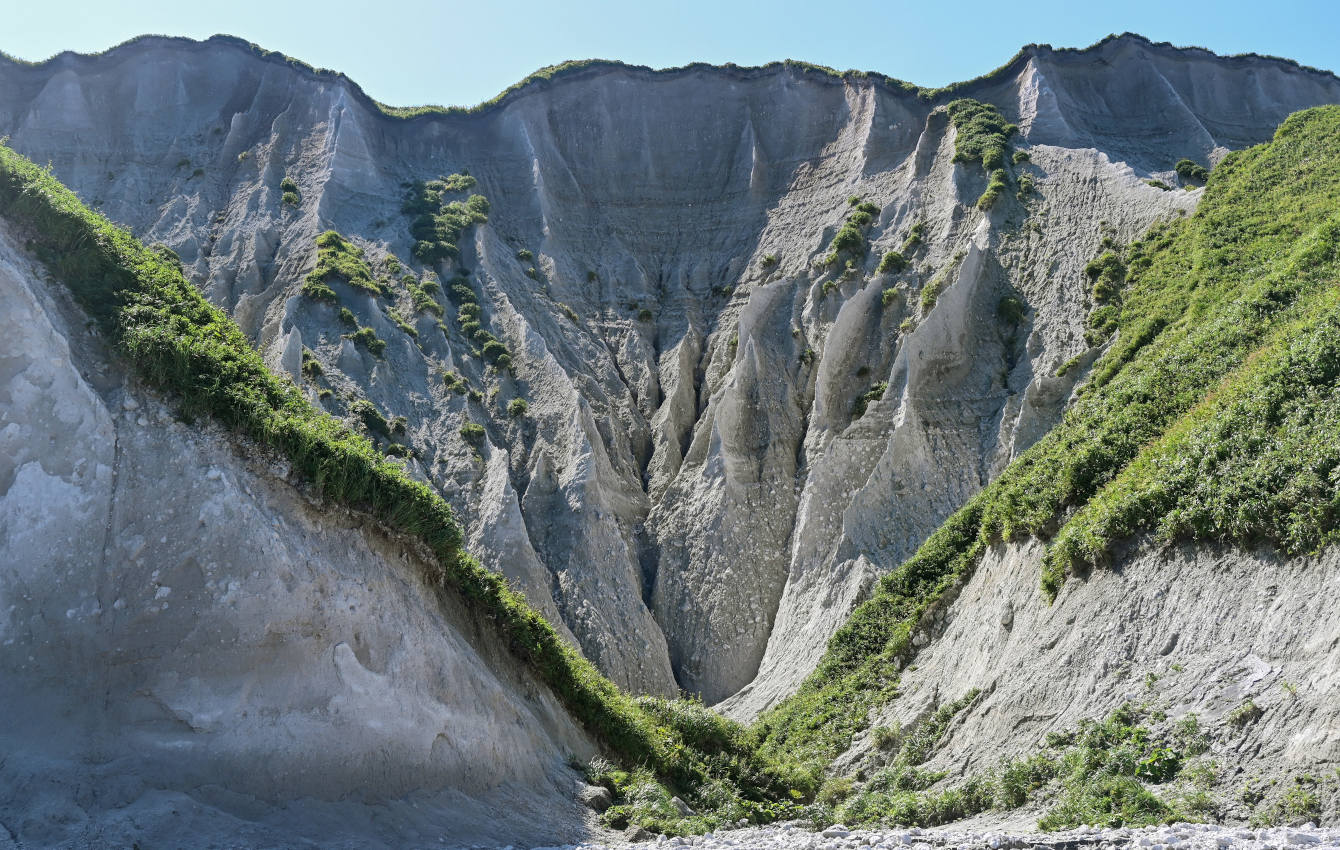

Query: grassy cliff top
[2,32,1333,123]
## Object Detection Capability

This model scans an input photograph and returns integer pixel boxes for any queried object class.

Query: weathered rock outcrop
[2,33,1338,710]
[0,221,595,848]
[837,538,1340,827]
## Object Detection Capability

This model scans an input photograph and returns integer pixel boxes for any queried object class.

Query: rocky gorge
[1,31,1339,847]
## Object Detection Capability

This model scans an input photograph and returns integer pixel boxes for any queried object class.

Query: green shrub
[881,288,900,308]
[1016,174,1035,200]
[307,230,381,296]
[877,251,907,274]
[901,220,926,254]
[945,99,1015,172]
[441,173,477,192]
[404,179,489,263]
[517,248,534,261]
[338,307,357,327]
[391,310,419,337]
[1012,150,1030,164]
[998,295,1027,324]
[1226,700,1263,729]
[343,326,387,356]
[1175,158,1210,183]
[349,399,392,437]
[1146,179,1172,191]
[481,339,510,362]
[282,191,300,206]
[824,200,881,265]
[760,253,778,268]
[507,398,529,417]
[280,176,298,193]
[852,382,888,418]
[976,169,1009,211]
[638,308,653,322]
[459,422,486,445]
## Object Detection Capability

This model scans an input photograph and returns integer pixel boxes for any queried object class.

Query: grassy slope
[757,105,1340,785]
[0,143,792,823]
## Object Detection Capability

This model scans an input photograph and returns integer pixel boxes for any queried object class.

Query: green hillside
[755,103,1340,816]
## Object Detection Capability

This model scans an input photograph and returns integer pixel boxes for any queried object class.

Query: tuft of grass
[852,382,888,419]
[877,251,907,274]
[306,230,382,296]
[977,169,1010,211]
[1226,700,1263,729]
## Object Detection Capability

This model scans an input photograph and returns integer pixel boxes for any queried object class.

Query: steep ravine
[3,33,1339,712]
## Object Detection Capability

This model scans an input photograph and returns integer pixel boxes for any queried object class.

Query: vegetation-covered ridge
[3,32,1333,125]
[0,142,795,827]
[754,104,1340,807]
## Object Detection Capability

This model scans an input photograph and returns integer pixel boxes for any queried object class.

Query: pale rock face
[835,538,1340,827]
[0,222,595,848]
[2,34,1339,710]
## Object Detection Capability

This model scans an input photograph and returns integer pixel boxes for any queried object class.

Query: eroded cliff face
[2,34,1338,709]
[0,221,596,848]
[832,538,1340,828]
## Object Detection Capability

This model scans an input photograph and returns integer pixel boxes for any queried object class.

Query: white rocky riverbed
[539,822,1340,849]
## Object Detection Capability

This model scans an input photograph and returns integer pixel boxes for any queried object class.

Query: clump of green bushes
[304,230,381,298]
[343,325,387,356]
[945,98,1017,171]
[824,198,881,266]
[877,251,907,274]
[1175,158,1209,183]
[403,174,490,263]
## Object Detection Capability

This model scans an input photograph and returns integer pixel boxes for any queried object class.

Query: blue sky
[6,0,1337,109]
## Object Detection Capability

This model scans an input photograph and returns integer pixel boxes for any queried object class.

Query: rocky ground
[547,822,1340,849]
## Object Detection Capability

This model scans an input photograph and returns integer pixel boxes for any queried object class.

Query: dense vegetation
[751,106,1340,821]
[944,99,1020,210]
[403,174,490,263]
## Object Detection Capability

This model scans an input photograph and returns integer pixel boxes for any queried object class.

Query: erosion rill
[0,31,1338,846]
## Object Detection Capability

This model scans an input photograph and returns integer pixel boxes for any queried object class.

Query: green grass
[824,200,880,266]
[852,383,888,418]
[754,105,1340,793]
[831,702,1215,830]
[0,141,796,824]
[945,99,1016,172]
[877,251,907,274]
[305,230,381,296]
[403,178,490,264]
